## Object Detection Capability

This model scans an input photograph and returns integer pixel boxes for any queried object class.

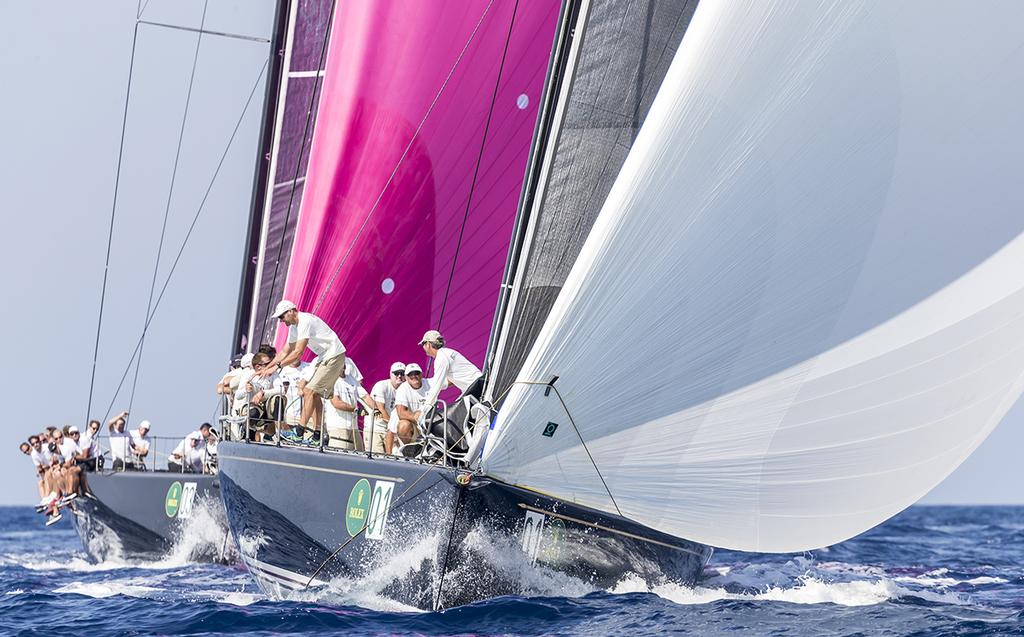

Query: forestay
[482,1,1024,552]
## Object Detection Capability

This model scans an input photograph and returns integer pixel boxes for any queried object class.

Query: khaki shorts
[306,353,346,398]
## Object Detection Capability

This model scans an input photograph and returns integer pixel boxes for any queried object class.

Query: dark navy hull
[69,470,229,563]
[218,441,712,609]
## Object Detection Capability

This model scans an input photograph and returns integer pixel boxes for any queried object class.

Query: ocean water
[0,505,1022,636]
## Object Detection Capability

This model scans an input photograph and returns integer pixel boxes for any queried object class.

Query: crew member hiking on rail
[258,300,347,445]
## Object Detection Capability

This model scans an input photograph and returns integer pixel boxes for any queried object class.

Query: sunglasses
[407,372,422,377]
[392,371,405,376]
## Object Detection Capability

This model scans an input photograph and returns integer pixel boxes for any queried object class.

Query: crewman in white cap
[390,363,432,454]
[131,420,152,466]
[367,362,405,454]
[258,300,347,444]
[418,329,483,409]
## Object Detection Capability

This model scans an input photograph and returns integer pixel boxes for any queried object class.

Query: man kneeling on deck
[391,363,432,456]
[259,300,347,445]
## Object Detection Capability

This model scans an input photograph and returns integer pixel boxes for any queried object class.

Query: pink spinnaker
[279,0,560,387]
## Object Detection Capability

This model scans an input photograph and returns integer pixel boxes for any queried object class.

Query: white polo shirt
[131,429,151,456]
[370,379,397,430]
[325,375,368,431]
[109,430,133,461]
[288,312,345,360]
[59,439,80,462]
[79,431,100,458]
[31,447,53,469]
[394,379,433,414]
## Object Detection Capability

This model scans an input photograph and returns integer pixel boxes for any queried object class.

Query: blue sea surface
[0,505,1022,636]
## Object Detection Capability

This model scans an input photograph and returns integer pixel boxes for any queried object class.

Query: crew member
[325,359,370,450]
[131,420,152,467]
[107,411,134,471]
[259,300,347,444]
[391,363,432,454]
[418,330,483,409]
[367,362,404,454]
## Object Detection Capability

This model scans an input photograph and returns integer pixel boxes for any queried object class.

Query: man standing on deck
[368,362,405,454]
[258,300,346,444]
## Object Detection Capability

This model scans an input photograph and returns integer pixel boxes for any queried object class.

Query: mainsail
[483,1,1024,552]
[278,0,560,384]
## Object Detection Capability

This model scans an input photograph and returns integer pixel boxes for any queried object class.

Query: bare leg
[300,389,324,432]
[384,431,395,455]
[397,420,416,445]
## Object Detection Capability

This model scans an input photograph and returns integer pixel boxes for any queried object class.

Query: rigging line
[128,0,210,416]
[138,20,272,44]
[510,379,622,517]
[85,20,141,426]
[437,0,521,332]
[258,0,339,343]
[312,0,497,314]
[433,482,469,610]
[101,58,270,421]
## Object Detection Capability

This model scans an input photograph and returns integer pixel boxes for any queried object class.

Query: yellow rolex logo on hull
[345,479,372,536]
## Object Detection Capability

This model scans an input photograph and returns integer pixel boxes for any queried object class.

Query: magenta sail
[279,0,559,386]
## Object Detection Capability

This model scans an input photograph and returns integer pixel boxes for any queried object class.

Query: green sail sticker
[345,479,372,536]
[165,481,183,518]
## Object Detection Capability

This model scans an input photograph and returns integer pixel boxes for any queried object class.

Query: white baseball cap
[272,299,297,318]
[68,426,80,434]
[390,361,406,373]
[138,420,151,432]
[418,330,444,346]
[405,363,423,375]
[240,353,255,369]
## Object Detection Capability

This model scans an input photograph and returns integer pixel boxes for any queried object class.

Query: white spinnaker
[482,1,1024,553]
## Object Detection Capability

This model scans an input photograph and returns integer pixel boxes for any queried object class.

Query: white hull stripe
[243,554,328,589]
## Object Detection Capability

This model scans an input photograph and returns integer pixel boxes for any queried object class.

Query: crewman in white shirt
[259,300,347,444]
[325,360,370,450]
[367,362,405,454]
[78,420,101,470]
[418,330,484,408]
[107,411,134,471]
[391,363,432,454]
[168,432,205,473]
[131,420,152,468]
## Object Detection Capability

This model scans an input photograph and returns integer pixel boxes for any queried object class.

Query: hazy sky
[1,1,1021,506]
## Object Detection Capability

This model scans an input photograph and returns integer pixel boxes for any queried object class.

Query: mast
[230,0,293,357]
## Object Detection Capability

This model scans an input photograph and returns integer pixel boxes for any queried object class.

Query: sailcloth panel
[279,0,559,386]
[482,1,1024,553]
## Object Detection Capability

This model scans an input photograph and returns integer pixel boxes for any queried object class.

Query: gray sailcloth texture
[489,0,699,397]
[483,1,1024,552]
[249,0,332,348]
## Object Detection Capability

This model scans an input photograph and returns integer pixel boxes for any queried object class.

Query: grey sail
[487,0,700,397]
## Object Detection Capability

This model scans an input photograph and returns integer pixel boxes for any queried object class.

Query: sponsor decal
[365,480,396,540]
[543,517,566,561]
[521,511,546,563]
[178,482,198,519]
[542,422,559,437]
[345,478,372,536]
[165,481,183,518]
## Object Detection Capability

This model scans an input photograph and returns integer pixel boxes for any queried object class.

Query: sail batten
[483,1,1024,552]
